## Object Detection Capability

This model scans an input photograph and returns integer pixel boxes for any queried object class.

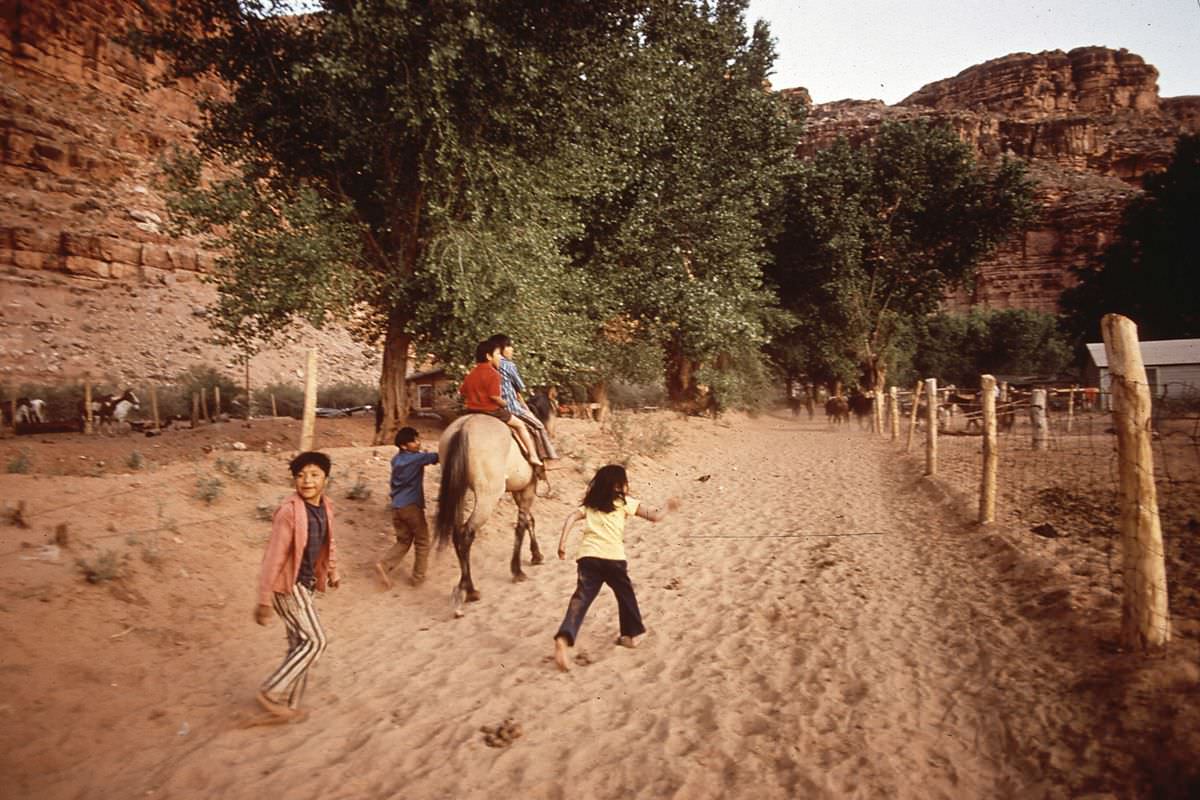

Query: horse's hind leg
[510,486,540,582]
[452,524,481,604]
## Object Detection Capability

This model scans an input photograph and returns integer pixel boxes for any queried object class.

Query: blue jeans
[555,557,645,645]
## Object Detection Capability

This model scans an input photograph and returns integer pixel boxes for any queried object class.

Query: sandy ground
[1,410,1198,799]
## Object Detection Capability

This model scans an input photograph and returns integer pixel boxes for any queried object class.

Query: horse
[434,413,543,613]
[80,389,140,434]
[14,398,46,426]
[848,390,873,428]
[825,396,849,425]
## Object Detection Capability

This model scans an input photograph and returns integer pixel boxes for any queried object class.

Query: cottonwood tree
[135,0,650,442]
[767,120,1033,392]
[561,0,802,410]
[1061,134,1200,344]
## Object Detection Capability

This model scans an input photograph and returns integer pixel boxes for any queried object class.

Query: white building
[1085,338,1200,402]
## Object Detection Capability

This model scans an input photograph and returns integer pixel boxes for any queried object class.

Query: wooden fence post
[1066,385,1076,433]
[191,392,199,428]
[889,386,899,441]
[1031,389,1048,450]
[1102,313,1170,651]
[150,385,161,432]
[979,374,998,524]
[872,389,884,436]
[245,357,252,421]
[299,348,318,451]
[271,393,278,418]
[84,381,93,435]
[906,380,921,452]
[925,378,937,476]
[213,386,221,418]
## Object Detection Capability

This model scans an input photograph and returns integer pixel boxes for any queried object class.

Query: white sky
[746,0,1200,104]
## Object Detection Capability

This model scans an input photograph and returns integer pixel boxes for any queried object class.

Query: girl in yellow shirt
[553,464,679,671]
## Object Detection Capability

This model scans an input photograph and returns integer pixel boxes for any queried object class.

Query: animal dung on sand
[480,718,523,748]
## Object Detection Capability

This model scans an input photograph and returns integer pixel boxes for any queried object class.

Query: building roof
[405,367,448,382]
[1086,338,1200,368]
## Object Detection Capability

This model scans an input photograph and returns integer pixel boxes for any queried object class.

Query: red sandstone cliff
[795,47,1200,311]
[0,0,379,387]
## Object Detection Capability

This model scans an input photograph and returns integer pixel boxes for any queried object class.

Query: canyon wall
[0,0,380,388]
[796,47,1200,312]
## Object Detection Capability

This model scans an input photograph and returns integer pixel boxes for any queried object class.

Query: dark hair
[395,426,419,447]
[582,464,628,513]
[289,451,331,476]
[475,339,498,363]
[490,333,512,351]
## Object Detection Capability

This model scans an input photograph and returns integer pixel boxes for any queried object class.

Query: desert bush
[214,456,251,481]
[126,451,145,471]
[254,383,304,418]
[195,475,224,504]
[78,549,123,583]
[6,450,32,474]
[346,474,373,501]
[319,382,377,409]
[608,382,667,410]
[604,412,677,463]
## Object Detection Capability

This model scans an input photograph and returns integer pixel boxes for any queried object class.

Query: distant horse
[434,414,542,613]
[14,398,46,426]
[825,396,849,425]
[80,389,140,433]
[848,391,873,428]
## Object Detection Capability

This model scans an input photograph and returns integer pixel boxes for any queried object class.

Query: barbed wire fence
[882,322,1196,654]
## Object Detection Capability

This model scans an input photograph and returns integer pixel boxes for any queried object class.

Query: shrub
[78,549,123,583]
[608,382,667,410]
[195,475,224,504]
[254,383,304,418]
[319,382,377,409]
[6,450,32,474]
[126,451,145,471]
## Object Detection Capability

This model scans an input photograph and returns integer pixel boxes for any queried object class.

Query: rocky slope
[797,47,1200,311]
[0,0,380,389]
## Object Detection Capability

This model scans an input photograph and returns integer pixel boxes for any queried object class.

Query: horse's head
[122,389,141,408]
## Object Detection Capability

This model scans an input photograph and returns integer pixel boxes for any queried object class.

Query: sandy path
[2,412,1123,798]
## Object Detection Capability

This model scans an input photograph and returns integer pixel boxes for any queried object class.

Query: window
[418,384,434,409]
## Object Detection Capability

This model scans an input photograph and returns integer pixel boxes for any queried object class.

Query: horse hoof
[530,555,544,565]
[466,590,482,602]
[512,572,528,583]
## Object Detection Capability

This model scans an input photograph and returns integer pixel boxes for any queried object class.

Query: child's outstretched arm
[557,509,585,560]
[635,497,681,523]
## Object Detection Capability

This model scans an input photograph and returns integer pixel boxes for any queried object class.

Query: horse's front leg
[526,512,543,565]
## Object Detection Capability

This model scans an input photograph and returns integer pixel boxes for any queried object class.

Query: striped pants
[262,582,328,709]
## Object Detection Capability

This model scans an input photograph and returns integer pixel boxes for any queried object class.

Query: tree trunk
[665,350,698,408]
[589,382,610,423]
[375,308,411,446]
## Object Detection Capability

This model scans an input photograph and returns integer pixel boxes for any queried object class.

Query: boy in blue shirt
[375,427,439,589]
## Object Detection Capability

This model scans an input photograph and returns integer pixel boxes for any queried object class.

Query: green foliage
[152,365,244,419]
[903,309,1073,387]
[1061,134,1200,343]
[604,411,678,463]
[254,383,304,418]
[608,382,668,410]
[318,382,377,409]
[6,450,32,474]
[214,457,252,482]
[767,120,1034,389]
[1,382,80,424]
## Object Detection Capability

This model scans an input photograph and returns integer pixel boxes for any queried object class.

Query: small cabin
[405,368,459,419]
[1085,338,1200,405]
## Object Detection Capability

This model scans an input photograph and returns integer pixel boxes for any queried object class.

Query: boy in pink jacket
[254,451,340,721]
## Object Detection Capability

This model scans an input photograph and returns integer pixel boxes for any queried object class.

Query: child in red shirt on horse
[460,340,543,471]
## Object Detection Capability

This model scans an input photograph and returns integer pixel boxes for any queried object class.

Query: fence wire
[896,381,1199,641]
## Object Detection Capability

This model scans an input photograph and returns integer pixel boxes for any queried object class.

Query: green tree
[1061,134,1200,344]
[135,0,649,442]
[561,0,802,409]
[905,309,1073,387]
[767,120,1033,391]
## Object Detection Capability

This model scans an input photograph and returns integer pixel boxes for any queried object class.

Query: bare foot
[375,563,393,590]
[616,635,638,649]
[256,690,301,720]
[553,636,571,672]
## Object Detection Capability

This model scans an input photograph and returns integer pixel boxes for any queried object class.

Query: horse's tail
[434,422,469,549]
